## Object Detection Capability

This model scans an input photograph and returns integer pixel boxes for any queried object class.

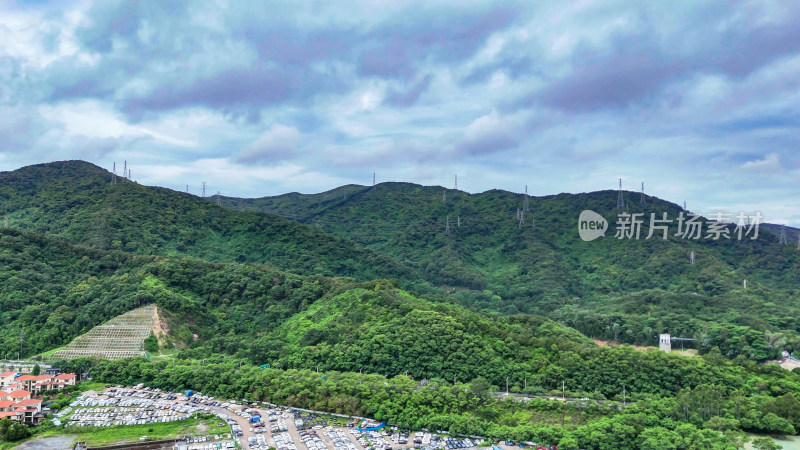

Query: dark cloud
[357,7,517,80]
[120,65,348,120]
[383,75,432,108]
[519,3,800,113]
[537,48,688,112]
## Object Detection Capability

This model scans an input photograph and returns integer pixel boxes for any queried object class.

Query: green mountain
[0,161,419,285]
[2,160,799,360]
[222,183,800,357]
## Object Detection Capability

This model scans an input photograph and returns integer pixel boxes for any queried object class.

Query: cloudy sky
[1,0,799,224]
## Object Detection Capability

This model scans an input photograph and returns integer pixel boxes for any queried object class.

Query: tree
[3,422,31,442]
[31,364,40,376]
[468,377,491,399]
[144,332,159,353]
[751,436,782,450]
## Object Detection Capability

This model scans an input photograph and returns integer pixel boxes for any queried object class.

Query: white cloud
[235,125,301,164]
[741,152,781,172]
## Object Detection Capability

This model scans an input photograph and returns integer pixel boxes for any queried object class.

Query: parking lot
[80,386,556,450]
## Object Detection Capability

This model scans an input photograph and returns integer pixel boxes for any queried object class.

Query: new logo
[578,210,608,241]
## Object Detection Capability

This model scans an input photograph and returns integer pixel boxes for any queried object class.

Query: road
[491,391,609,404]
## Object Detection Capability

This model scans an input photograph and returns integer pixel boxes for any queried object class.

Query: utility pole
[623,384,626,406]
[562,381,565,400]
[524,378,527,390]
[640,182,645,206]
[506,376,509,395]
[202,182,206,198]
[523,185,530,212]
[617,178,625,210]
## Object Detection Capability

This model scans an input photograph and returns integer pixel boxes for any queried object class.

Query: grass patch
[33,414,229,447]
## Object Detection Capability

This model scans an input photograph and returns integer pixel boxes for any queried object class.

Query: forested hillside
[3,160,799,359]
[0,161,420,286]
[225,182,800,356]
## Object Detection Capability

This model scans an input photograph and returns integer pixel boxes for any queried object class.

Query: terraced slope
[51,305,157,360]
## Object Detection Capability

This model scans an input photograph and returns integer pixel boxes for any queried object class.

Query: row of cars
[273,431,299,450]
[247,434,269,449]
[55,394,209,427]
[324,429,359,450]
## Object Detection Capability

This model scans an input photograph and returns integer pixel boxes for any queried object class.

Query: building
[0,390,32,402]
[0,372,76,395]
[0,398,42,425]
[659,334,672,353]
[0,372,17,389]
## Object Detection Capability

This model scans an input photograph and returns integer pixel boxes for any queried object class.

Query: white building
[659,334,671,353]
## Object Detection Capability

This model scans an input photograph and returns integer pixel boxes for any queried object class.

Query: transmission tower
[779,225,788,245]
[123,161,127,179]
[640,182,645,206]
[3,216,7,228]
[455,174,458,191]
[690,250,695,264]
[797,234,800,250]
[443,189,446,204]
[743,279,747,290]
[112,162,117,184]
[185,185,189,193]
[202,182,206,198]
[373,172,376,187]
[445,215,450,234]
[457,216,461,227]
[519,209,525,228]
[523,185,530,211]
[216,191,222,206]
[683,200,687,211]
[617,179,625,209]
